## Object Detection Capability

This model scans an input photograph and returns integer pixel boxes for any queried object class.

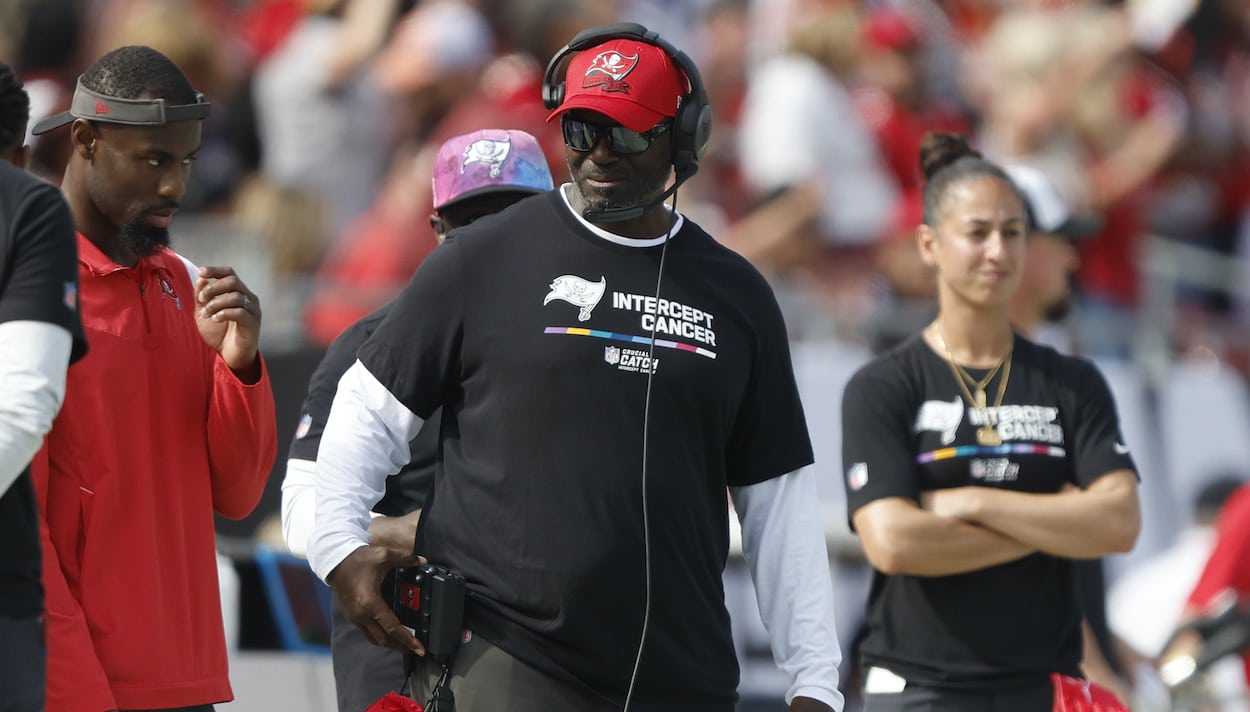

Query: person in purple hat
[281,128,552,712]
[427,129,556,240]
[309,23,841,712]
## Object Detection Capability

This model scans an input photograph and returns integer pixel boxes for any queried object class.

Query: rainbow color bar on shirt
[915,443,1067,464]
[544,326,718,359]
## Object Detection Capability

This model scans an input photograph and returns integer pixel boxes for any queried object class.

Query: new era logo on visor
[583,50,639,92]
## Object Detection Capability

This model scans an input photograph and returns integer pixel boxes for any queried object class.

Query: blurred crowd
[1,0,1247,366]
[4,0,1250,706]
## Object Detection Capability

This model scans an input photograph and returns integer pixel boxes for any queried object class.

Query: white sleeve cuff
[789,685,844,710]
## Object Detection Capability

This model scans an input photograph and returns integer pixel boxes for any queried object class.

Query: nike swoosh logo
[1114,442,1129,455]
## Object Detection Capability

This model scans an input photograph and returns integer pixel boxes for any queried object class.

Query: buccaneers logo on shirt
[582,50,639,93]
[915,397,963,445]
[543,274,606,321]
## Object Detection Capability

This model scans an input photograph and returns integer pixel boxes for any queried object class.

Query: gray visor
[32,76,210,135]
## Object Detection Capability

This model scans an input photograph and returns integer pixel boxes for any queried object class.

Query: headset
[544,24,712,710]
[543,22,713,222]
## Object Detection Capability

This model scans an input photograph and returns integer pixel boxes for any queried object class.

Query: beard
[568,155,673,218]
[120,218,171,258]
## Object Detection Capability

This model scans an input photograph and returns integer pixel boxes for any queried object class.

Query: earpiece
[543,22,712,180]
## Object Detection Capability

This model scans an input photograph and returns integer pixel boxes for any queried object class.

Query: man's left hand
[194,266,261,379]
[789,697,835,712]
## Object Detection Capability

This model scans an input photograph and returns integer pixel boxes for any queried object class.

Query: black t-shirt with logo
[842,333,1136,689]
[0,162,87,618]
[357,191,813,709]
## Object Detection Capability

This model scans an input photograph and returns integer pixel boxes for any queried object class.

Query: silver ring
[241,294,251,309]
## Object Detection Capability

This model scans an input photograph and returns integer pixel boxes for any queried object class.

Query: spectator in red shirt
[1163,483,1250,688]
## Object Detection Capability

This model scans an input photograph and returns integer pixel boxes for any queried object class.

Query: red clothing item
[1075,193,1144,307]
[1186,484,1250,683]
[853,86,969,193]
[304,205,435,347]
[31,235,277,711]
[852,86,972,240]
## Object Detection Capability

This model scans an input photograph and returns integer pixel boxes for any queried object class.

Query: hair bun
[919,132,981,182]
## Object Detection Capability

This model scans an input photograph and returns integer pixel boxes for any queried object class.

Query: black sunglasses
[561,116,671,155]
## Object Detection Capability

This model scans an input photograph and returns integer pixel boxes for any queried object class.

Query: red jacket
[31,235,277,711]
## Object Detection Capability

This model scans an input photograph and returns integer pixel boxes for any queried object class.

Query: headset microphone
[582,205,644,223]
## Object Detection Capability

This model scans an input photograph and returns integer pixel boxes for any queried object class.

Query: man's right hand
[327,545,425,654]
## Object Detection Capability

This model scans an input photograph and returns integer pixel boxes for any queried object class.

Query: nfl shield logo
[847,462,869,491]
[604,346,621,365]
[294,413,312,439]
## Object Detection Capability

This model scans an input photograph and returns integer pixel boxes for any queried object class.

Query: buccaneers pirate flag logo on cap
[582,49,640,91]
[547,38,687,132]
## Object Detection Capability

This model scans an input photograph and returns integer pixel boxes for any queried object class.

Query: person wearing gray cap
[29,45,277,712]
[1004,164,1102,348]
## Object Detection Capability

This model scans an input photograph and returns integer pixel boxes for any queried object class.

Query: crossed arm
[852,470,1140,577]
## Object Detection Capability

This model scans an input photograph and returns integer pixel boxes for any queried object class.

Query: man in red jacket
[28,45,278,712]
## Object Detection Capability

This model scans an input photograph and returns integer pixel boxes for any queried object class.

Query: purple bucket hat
[432,129,554,211]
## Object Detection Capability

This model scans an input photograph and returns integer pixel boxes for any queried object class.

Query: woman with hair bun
[840,133,1141,711]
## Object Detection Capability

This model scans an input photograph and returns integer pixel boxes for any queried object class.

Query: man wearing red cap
[309,25,842,711]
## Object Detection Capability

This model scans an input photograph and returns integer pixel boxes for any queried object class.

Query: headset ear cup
[671,104,694,174]
[542,81,564,112]
[693,104,712,160]
[671,100,712,176]
[541,41,575,111]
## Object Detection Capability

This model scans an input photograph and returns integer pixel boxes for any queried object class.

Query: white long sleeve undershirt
[732,470,845,710]
[0,320,72,495]
[308,359,423,581]
[283,456,387,558]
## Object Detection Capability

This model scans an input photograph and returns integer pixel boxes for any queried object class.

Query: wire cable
[620,188,681,712]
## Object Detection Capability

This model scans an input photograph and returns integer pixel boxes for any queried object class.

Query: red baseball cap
[546,38,687,132]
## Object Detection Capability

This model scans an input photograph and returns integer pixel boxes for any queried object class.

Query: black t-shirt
[358,191,813,709]
[842,333,1135,689]
[289,302,433,521]
[0,161,87,617]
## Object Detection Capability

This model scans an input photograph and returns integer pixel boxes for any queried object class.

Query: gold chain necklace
[933,326,1013,446]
